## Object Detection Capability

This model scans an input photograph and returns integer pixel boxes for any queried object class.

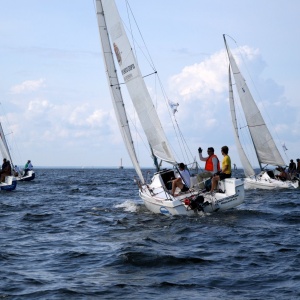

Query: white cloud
[169,50,227,102]
[10,79,45,94]
[28,98,54,114]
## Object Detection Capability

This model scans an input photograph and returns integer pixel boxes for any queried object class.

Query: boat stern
[0,176,17,191]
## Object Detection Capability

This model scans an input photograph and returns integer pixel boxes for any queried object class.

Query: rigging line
[122,2,181,157]
[119,2,156,72]
[143,71,157,78]
[155,77,191,165]
[110,71,157,87]
[153,72,196,164]
[174,118,194,163]
[125,0,156,70]
[154,71,158,109]
[124,1,193,164]
[156,79,187,162]
[125,0,138,62]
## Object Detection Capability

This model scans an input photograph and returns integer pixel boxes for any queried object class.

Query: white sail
[228,66,255,177]
[100,0,176,165]
[96,0,143,182]
[224,36,285,167]
[0,122,13,164]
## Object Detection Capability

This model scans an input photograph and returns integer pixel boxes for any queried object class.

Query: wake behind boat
[224,35,298,190]
[95,1,245,215]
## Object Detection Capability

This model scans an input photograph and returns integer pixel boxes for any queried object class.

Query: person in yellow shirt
[210,146,231,192]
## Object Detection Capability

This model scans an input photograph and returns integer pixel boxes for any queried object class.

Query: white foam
[115,200,138,213]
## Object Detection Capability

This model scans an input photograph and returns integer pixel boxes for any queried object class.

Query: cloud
[10,78,45,94]
[161,44,295,165]
[28,98,54,114]
[169,49,227,102]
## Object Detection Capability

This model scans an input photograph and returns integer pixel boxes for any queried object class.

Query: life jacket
[205,154,220,172]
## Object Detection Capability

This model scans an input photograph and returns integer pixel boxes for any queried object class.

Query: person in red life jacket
[210,145,232,192]
[197,147,220,188]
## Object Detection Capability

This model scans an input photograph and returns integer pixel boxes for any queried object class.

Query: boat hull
[17,170,35,182]
[139,171,244,216]
[0,176,17,191]
[245,172,299,189]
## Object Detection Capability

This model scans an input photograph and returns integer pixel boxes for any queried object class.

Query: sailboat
[119,158,124,169]
[0,122,17,191]
[17,164,35,182]
[224,35,298,189]
[95,0,244,215]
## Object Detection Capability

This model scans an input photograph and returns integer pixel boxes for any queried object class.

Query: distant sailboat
[119,158,124,169]
[224,34,298,189]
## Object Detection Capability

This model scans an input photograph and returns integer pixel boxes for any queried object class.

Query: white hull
[139,170,245,215]
[245,171,299,190]
[16,170,35,182]
[0,176,17,191]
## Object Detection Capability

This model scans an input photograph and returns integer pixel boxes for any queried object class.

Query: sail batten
[224,36,285,168]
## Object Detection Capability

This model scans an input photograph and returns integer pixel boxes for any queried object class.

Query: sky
[0,0,299,169]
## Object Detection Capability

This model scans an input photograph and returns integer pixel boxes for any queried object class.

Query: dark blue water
[1,168,299,299]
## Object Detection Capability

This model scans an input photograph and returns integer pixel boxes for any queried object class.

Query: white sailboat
[17,163,35,182]
[95,0,244,215]
[224,35,298,189]
[0,122,17,191]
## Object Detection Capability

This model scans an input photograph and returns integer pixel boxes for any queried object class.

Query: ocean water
[1,168,299,300]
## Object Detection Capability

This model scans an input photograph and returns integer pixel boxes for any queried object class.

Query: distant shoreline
[33,166,155,169]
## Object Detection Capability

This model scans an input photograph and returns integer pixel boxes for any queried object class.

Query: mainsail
[224,35,285,168]
[98,0,176,165]
[228,66,255,177]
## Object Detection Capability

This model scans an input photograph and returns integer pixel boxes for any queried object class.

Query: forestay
[100,0,176,165]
